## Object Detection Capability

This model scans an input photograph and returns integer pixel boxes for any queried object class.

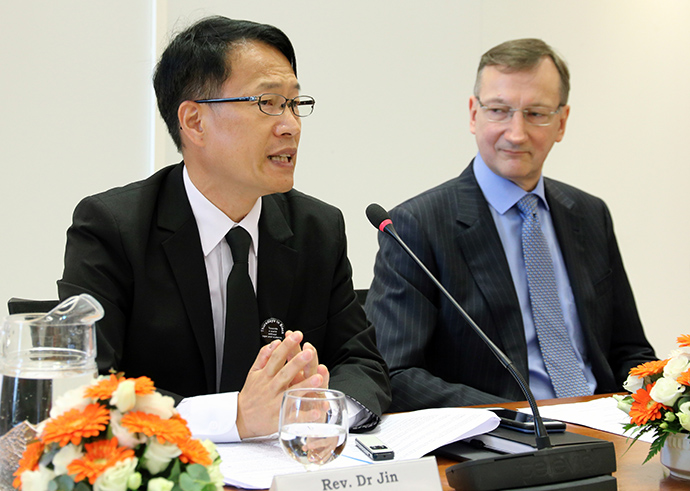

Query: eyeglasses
[477,98,562,126]
[194,93,315,117]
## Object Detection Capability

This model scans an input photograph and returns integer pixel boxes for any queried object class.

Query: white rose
[52,444,84,475]
[141,439,182,475]
[94,457,138,491]
[612,394,633,414]
[201,440,219,463]
[133,392,176,420]
[650,377,685,406]
[677,400,690,433]
[20,466,55,491]
[147,477,175,491]
[670,347,690,358]
[111,380,137,413]
[623,374,644,393]
[679,412,690,432]
[49,384,92,418]
[664,354,690,380]
[110,410,147,449]
[680,401,690,415]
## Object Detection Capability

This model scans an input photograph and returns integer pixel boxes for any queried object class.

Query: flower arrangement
[615,335,690,462]
[12,373,223,491]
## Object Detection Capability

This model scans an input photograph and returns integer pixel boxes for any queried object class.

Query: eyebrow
[256,81,301,92]
[481,97,553,108]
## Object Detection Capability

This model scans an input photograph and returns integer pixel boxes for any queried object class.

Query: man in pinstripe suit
[365,39,656,411]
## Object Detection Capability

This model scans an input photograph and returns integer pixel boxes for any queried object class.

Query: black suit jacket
[365,162,655,412]
[58,163,391,422]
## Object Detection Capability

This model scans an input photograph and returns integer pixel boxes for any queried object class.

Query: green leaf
[74,481,91,491]
[186,464,210,481]
[40,444,61,468]
[49,474,75,491]
[644,431,669,464]
[168,459,182,482]
[179,473,203,491]
[674,396,690,410]
[179,464,213,491]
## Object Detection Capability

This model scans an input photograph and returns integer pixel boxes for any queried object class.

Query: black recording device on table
[488,408,566,433]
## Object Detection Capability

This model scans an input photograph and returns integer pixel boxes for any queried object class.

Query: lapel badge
[261,317,286,342]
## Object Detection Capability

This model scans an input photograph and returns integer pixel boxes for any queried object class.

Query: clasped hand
[236,330,330,439]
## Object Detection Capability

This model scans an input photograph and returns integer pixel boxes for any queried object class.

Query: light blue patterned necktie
[517,194,591,398]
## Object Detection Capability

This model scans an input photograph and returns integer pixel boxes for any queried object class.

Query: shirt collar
[183,165,261,257]
[473,152,549,214]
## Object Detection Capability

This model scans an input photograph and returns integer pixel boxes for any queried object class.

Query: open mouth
[269,154,293,164]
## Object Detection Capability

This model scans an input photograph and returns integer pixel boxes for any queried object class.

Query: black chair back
[7,298,60,315]
[354,289,368,307]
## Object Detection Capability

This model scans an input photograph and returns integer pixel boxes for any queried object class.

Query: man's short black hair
[153,16,297,151]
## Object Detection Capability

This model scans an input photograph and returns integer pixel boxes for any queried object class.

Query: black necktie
[219,227,261,392]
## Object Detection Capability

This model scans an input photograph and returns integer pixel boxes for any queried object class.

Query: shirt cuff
[346,396,377,431]
[177,392,241,443]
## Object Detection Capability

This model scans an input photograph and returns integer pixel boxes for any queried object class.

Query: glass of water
[279,388,348,471]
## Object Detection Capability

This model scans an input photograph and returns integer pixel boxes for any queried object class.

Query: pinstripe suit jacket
[365,161,656,412]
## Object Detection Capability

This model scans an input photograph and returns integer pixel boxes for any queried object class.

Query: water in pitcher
[0,348,97,436]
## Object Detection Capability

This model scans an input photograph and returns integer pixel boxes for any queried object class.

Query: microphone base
[445,441,616,490]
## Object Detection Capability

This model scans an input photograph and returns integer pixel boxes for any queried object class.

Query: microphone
[366,203,551,446]
[366,203,616,490]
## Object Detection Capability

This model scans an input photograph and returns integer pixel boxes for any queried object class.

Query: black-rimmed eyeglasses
[194,93,315,117]
[477,98,562,126]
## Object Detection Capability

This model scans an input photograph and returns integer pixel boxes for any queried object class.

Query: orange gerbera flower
[132,376,156,396]
[68,438,135,484]
[629,359,669,378]
[678,335,690,347]
[41,403,110,446]
[12,440,45,489]
[85,374,156,402]
[120,411,191,444]
[629,384,667,426]
[84,374,121,401]
[678,369,690,386]
[178,438,212,466]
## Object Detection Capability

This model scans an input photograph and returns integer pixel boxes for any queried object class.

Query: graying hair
[473,38,570,105]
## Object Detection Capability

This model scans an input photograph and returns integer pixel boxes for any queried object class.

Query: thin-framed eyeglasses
[476,98,562,126]
[194,93,315,117]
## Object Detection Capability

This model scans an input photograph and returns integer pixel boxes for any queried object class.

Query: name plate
[269,456,442,491]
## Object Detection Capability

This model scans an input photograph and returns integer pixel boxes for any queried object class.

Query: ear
[469,96,479,135]
[178,101,205,147]
[555,104,570,143]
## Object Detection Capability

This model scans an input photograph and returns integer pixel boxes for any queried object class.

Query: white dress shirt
[176,166,364,442]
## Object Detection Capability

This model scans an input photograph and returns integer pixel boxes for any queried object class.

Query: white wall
[4,0,689,360]
[1,1,155,307]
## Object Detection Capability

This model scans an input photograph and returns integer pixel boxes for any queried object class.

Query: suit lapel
[157,164,216,393]
[256,195,298,332]
[453,164,529,376]
[545,181,584,272]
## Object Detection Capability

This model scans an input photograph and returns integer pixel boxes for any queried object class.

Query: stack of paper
[520,396,654,443]
[216,407,499,489]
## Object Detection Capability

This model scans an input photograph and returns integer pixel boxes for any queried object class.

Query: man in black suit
[365,38,655,411]
[59,16,390,440]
